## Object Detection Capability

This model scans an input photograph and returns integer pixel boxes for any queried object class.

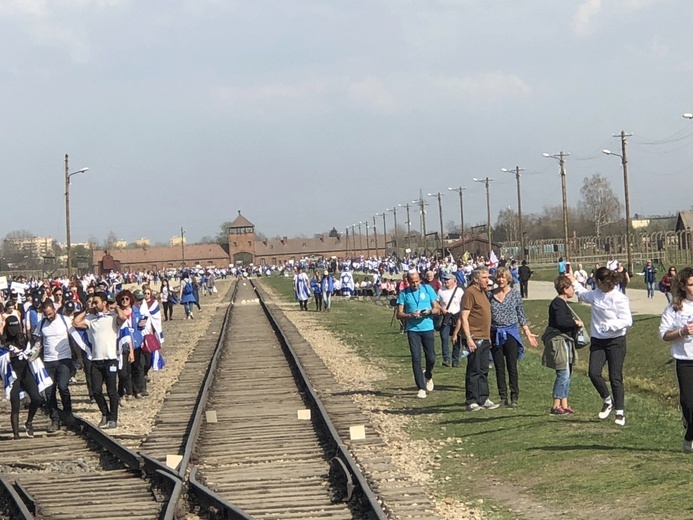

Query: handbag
[141,333,161,354]
[434,287,458,331]
[568,305,590,349]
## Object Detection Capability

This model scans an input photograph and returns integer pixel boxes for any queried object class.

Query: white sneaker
[614,414,625,426]
[467,403,481,412]
[426,378,434,392]
[598,401,613,419]
[417,389,427,399]
[683,439,692,454]
[482,399,500,410]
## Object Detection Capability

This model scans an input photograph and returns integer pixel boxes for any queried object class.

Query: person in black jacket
[518,260,533,298]
[545,276,582,415]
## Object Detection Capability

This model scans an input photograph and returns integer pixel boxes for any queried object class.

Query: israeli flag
[151,350,165,371]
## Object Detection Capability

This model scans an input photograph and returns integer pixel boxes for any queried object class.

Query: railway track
[1,276,435,519]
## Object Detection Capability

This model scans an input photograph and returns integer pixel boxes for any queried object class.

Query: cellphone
[566,263,571,274]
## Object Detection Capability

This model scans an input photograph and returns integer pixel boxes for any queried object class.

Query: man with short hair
[73,292,125,430]
[423,270,442,293]
[518,260,532,298]
[396,270,442,398]
[453,267,499,411]
[437,272,464,367]
[37,300,75,432]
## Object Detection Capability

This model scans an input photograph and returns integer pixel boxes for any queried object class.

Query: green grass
[260,276,693,519]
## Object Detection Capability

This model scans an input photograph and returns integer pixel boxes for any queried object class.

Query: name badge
[109,365,117,373]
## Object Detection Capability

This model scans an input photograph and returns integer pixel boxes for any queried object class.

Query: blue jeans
[553,366,572,399]
[465,339,491,406]
[44,359,74,422]
[439,322,453,362]
[646,281,655,298]
[407,330,436,390]
[183,301,194,317]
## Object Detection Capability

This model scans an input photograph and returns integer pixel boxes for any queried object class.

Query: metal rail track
[182,280,387,519]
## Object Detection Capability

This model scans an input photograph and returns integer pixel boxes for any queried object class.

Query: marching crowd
[0,267,220,439]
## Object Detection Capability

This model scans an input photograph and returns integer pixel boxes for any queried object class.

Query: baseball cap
[133,289,145,300]
[440,272,454,280]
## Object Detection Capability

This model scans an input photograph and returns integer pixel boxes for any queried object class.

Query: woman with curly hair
[659,266,693,453]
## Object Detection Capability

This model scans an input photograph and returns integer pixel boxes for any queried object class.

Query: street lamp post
[64,154,89,278]
[373,216,379,257]
[358,222,363,255]
[603,130,634,274]
[427,192,445,257]
[501,166,525,260]
[448,186,466,243]
[473,177,495,260]
[351,224,356,256]
[387,207,398,254]
[543,152,571,261]
[412,194,428,255]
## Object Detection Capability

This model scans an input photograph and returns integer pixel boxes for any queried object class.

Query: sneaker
[683,439,693,454]
[563,406,574,414]
[451,360,459,367]
[442,360,451,367]
[25,422,34,438]
[425,378,434,392]
[467,403,482,412]
[598,401,613,419]
[482,399,500,410]
[46,421,60,433]
[107,421,118,430]
[510,400,519,408]
[551,407,569,415]
[417,389,427,399]
[614,414,626,426]
[141,390,149,397]
[98,416,108,428]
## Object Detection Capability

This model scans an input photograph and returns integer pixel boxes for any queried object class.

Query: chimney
[282,236,288,245]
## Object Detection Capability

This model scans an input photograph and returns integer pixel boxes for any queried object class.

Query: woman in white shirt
[436,273,464,367]
[659,266,693,453]
[570,267,632,426]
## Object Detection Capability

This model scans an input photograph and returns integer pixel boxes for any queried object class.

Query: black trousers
[9,357,41,415]
[676,360,693,442]
[491,335,520,402]
[588,335,627,410]
[92,359,119,421]
[163,301,174,320]
[519,280,529,298]
[118,352,132,397]
[44,358,74,422]
[465,340,492,406]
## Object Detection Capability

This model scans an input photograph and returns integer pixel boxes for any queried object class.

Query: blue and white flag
[151,350,165,371]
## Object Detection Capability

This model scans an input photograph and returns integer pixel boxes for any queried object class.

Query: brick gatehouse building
[93,212,386,273]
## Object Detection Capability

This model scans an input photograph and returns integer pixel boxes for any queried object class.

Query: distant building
[3,236,55,258]
[134,237,150,247]
[169,236,186,246]
[93,211,386,273]
[114,240,128,249]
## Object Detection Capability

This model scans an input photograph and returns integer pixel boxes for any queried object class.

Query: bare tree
[578,173,622,237]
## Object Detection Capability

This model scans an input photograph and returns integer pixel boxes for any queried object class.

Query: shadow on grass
[528,444,671,453]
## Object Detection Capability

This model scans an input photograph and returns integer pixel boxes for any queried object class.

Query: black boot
[10,413,19,440]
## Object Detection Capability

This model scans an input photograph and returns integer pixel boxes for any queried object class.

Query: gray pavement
[526,281,667,315]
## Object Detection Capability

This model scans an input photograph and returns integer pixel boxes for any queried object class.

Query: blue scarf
[492,323,525,361]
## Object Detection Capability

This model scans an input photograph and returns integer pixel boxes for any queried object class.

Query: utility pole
[358,222,363,256]
[388,207,398,253]
[380,212,387,256]
[351,224,356,256]
[345,227,349,257]
[400,203,412,251]
[181,227,185,265]
[373,216,379,257]
[473,177,495,260]
[501,166,525,260]
[365,220,371,257]
[448,186,466,244]
[603,131,634,274]
[544,152,571,261]
[427,192,445,257]
[65,155,71,277]
[412,191,428,255]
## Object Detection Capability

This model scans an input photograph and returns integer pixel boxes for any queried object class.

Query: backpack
[182,281,193,296]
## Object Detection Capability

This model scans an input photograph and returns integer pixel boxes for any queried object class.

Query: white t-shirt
[85,313,119,361]
[437,286,464,315]
[40,315,72,362]
[659,299,693,360]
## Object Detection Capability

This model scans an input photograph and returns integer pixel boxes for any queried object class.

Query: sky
[2,0,693,245]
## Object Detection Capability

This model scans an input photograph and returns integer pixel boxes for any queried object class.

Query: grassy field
[260,275,692,519]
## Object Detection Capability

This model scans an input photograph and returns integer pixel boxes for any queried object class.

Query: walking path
[527,281,667,315]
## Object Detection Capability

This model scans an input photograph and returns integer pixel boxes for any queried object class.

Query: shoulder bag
[434,287,458,331]
[567,304,590,349]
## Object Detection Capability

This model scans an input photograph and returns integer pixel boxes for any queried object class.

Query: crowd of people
[0,266,221,438]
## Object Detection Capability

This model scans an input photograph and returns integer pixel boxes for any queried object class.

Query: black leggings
[10,357,41,417]
[588,336,627,410]
[491,335,520,402]
[676,359,693,442]
[163,301,174,320]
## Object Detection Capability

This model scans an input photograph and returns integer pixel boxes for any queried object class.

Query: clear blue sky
[1,0,692,244]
